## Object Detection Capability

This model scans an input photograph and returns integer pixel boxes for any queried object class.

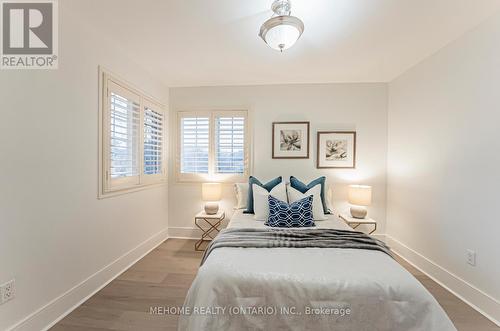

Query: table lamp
[348,185,372,219]
[202,183,222,215]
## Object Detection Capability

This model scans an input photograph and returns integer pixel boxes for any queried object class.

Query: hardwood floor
[51,239,498,331]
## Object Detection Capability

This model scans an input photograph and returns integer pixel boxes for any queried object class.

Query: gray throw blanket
[201,228,392,266]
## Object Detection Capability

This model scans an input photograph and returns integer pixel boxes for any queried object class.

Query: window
[100,69,167,197]
[177,110,249,182]
[143,102,165,177]
[180,117,209,174]
[215,116,245,174]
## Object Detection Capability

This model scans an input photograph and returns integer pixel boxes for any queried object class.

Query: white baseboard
[371,233,386,242]
[168,226,206,239]
[8,229,169,331]
[386,235,500,327]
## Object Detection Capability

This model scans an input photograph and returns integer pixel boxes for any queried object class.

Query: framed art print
[272,122,310,159]
[317,131,356,168]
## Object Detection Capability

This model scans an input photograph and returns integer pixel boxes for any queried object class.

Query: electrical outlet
[0,279,15,304]
[466,250,476,266]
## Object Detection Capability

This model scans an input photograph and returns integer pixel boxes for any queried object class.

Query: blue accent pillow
[265,195,315,228]
[290,176,330,214]
[244,176,282,214]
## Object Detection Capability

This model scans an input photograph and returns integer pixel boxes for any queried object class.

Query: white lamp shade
[259,15,304,52]
[202,183,222,201]
[348,185,372,206]
[264,24,300,51]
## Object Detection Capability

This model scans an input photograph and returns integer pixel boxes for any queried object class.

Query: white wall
[169,84,388,237]
[0,3,169,330]
[387,12,500,323]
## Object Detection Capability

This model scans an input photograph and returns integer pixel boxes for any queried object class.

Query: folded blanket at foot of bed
[201,227,392,266]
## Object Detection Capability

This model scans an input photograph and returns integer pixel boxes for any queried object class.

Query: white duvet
[179,211,456,331]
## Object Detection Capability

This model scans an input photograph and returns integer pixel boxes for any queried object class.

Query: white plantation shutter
[215,116,245,174]
[144,103,164,176]
[108,82,141,187]
[100,71,167,196]
[180,116,209,174]
[177,110,249,181]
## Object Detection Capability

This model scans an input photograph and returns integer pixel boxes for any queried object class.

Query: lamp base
[350,206,367,219]
[204,202,219,215]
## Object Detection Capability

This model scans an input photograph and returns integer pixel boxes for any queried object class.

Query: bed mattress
[179,210,456,331]
[227,209,353,231]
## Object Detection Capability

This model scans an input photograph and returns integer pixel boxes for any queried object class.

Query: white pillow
[253,183,287,220]
[234,183,248,209]
[326,184,334,213]
[287,184,328,221]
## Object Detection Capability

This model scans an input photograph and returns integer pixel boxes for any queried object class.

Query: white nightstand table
[194,211,225,251]
[339,214,377,234]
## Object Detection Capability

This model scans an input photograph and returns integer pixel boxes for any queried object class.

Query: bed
[179,210,456,331]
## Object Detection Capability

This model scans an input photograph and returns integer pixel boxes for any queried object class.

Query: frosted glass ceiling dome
[259,0,304,52]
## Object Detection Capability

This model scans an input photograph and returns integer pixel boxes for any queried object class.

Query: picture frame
[272,122,310,159]
[316,131,356,168]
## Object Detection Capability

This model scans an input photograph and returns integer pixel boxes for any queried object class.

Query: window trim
[176,109,251,183]
[98,67,167,198]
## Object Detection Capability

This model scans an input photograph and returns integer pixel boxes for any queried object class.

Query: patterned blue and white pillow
[265,195,315,228]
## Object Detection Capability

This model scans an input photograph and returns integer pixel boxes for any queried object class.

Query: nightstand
[339,213,377,234]
[194,211,225,251]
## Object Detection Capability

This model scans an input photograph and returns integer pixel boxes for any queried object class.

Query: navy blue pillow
[244,176,282,214]
[290,176,330,214]
[266,195,315,228]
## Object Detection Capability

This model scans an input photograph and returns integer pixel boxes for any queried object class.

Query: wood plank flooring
[51,239,499,331]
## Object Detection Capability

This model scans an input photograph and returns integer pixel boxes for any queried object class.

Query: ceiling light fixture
[259,0,304,52]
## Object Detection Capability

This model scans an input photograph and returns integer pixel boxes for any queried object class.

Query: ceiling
[66,0,500,87]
